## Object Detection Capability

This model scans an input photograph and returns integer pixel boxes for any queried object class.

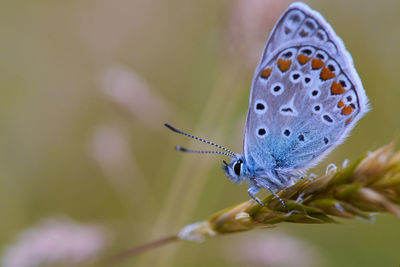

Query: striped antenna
[175,146,233,157]
[164,123,236,157]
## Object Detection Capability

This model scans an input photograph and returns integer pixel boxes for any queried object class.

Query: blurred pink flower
[226,232,323,267]
[2,217,110,267]
[100,65,174,129]
[89,125,153,209]
[91,125,133,175]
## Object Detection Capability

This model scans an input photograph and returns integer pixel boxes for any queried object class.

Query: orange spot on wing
[341,105,354,115]
[331,81,346,95]
[346,117,352,125]
[297,54,310,65]
[320,67,336,80]
[311,58,324,69]
[337,100,345,108]
[261,68,272,79]
[277,58,291,72]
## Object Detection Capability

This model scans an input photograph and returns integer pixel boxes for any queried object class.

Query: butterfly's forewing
[243,2,369,171]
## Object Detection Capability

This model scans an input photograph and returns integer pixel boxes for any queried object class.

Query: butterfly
[165,2,369,206]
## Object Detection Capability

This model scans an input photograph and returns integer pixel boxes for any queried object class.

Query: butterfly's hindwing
[244,3,369,173]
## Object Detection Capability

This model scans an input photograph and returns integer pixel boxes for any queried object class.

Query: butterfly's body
[167,2,369,206]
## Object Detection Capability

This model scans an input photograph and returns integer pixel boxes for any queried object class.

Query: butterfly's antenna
[175,146,233,157]
[164,123,236,157]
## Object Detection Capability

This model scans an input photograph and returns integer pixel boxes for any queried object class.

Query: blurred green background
[1,0,400,266]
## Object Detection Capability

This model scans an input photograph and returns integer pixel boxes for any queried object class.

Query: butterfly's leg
[265,187,286,208]
[253,178,286,207]
[247,186,265,207]
[295,192,305,204]
[307,173,318,182]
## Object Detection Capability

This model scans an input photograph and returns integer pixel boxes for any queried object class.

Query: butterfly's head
[222,155,247,184]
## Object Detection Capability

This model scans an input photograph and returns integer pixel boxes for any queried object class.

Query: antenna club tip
[175,145,187,152]
[164,123,180,133]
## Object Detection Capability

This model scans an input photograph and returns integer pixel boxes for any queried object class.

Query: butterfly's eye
[233,159,243,176]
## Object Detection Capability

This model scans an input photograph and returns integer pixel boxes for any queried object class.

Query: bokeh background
[1,0,400,266]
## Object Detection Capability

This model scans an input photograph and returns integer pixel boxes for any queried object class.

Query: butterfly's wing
[243,2,369,172]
